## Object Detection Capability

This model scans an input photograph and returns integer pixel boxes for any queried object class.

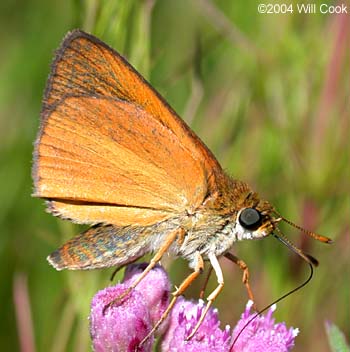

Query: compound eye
[239,208,262,230]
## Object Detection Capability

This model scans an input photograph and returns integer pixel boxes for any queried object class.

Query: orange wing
[33,30,223,226]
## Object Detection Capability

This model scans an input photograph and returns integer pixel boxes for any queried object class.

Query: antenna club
[273,211,332,244]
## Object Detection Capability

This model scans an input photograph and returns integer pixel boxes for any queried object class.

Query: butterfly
[32,30,331,340]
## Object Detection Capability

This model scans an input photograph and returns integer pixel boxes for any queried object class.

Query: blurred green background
[1,0,349,351]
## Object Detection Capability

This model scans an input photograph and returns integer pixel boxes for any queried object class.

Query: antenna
[273,210,333,243]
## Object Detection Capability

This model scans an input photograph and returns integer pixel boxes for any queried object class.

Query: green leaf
[325,322,350,352]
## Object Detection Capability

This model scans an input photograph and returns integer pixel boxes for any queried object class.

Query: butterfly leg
[139,251,204,346]
[224,252,255,303]
[199,266,213,299]
[103,227,185,313]
[186,253,224,340]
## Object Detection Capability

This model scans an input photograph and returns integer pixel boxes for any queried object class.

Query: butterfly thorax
[167,175,276,267]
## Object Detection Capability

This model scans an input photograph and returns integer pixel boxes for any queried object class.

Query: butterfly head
[232,190,332,265]
[234,194,278,241]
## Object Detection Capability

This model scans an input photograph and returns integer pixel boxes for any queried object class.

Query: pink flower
[90,263,170,352]
[231,300,299,352]
[89,264,299,351]
[123,263,171,334]
[161,296,231,351]
[90,283,153,352]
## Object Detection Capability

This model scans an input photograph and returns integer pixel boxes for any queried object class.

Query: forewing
[42,30,222,180]
[34,96,207,225]
[33,30,223,226]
